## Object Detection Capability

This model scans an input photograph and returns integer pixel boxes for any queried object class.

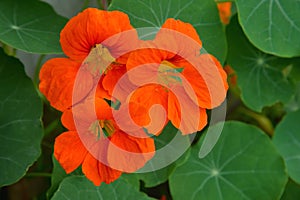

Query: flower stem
[25,172,52,178]
[44,119,60,136]
[33,54,45,85]
[81,0,90,10]
[238,106,274,136]
[215,0,234,2]
[2,43,16,56]
[98,0,109,10]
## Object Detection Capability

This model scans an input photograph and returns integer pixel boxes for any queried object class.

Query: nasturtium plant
[169,121,288,200]
[0,48,43,186]
[273,110,300,184]
[235,0,300,57]
[137,123,191,187]
[51,176,155,200]
[47,156,83,199]
[281,180,300,200]
[227,16,295,112]
[108,0,227,63]
[1,0,300,199]
[0,0,67,54]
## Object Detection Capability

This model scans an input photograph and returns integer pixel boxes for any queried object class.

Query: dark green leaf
[0,0,67,54]
[51,176,155,200]
[109,0,227,63]
[137,123,191,187]
[0,48,43,186]
[281,180,300,200]
[47,155,82,198]
[48,156,141,198]
[227,16,295,112]
[273,109,300,184]
[169,121,288,200]
[284,82,300,112]
[119,173,140,190]
[236,0,300,57]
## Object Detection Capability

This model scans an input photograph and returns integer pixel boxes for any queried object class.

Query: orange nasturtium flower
[39,8,155,185]
[123,19,228,135]
[217,2,232,25]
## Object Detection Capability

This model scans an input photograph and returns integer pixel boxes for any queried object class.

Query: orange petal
[61,109,76,131]
[39,58,80,111]
[126,40,182,89]
[102,63,128,98]
[158,18,202,49]
[82,152,122,186]
[129,84,168,135]
[103,70,136,103]
[126,42,172,70]
[107,130,155,172]
[72,95,113,124]
[182,54,228,109]
[60,8,136,62]
[54,131,87,173]
[95,97,113,120]
[168,87,207,134]
[96,77,111,100]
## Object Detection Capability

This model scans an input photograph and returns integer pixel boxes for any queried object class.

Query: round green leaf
[227,16,295,112]
[169,121,288,200]
[236,0,300,57]
[51,176,155,200]
[108,0,227,63]
[0,0,67,54]
[273,110,300,184]
[0,48,43,186]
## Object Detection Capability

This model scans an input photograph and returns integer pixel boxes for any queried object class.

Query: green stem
[102,0,108,10]
[97,0,104,9]
[25,172,52,178]
[238,107,274,136]
[44,119,60,136]
[81,0,90,10]
[215,0,235,2]
[2,43,16,56]
[98,0,109,10]
[33,54,45,85]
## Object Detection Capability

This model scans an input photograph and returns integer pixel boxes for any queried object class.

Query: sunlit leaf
[0,0,67,54]
[273,109,300,184]
[51,176,155,200]
[227,16,295,112]
[0,48,43,186]
[236,0,300,57]
[109,0,227,63]
[169,121,288,200]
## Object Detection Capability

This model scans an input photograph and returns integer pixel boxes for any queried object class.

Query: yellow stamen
[84,44,115,76]
[88,119,115,140]
[101,120,115,137]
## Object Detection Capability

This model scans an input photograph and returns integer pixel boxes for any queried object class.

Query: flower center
[89,119,115,140]
[158,60,183,86]
[83,44,115,76]
[99,119,115,137]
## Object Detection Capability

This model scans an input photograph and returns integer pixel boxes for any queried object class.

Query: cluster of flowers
[39,8,228,185]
